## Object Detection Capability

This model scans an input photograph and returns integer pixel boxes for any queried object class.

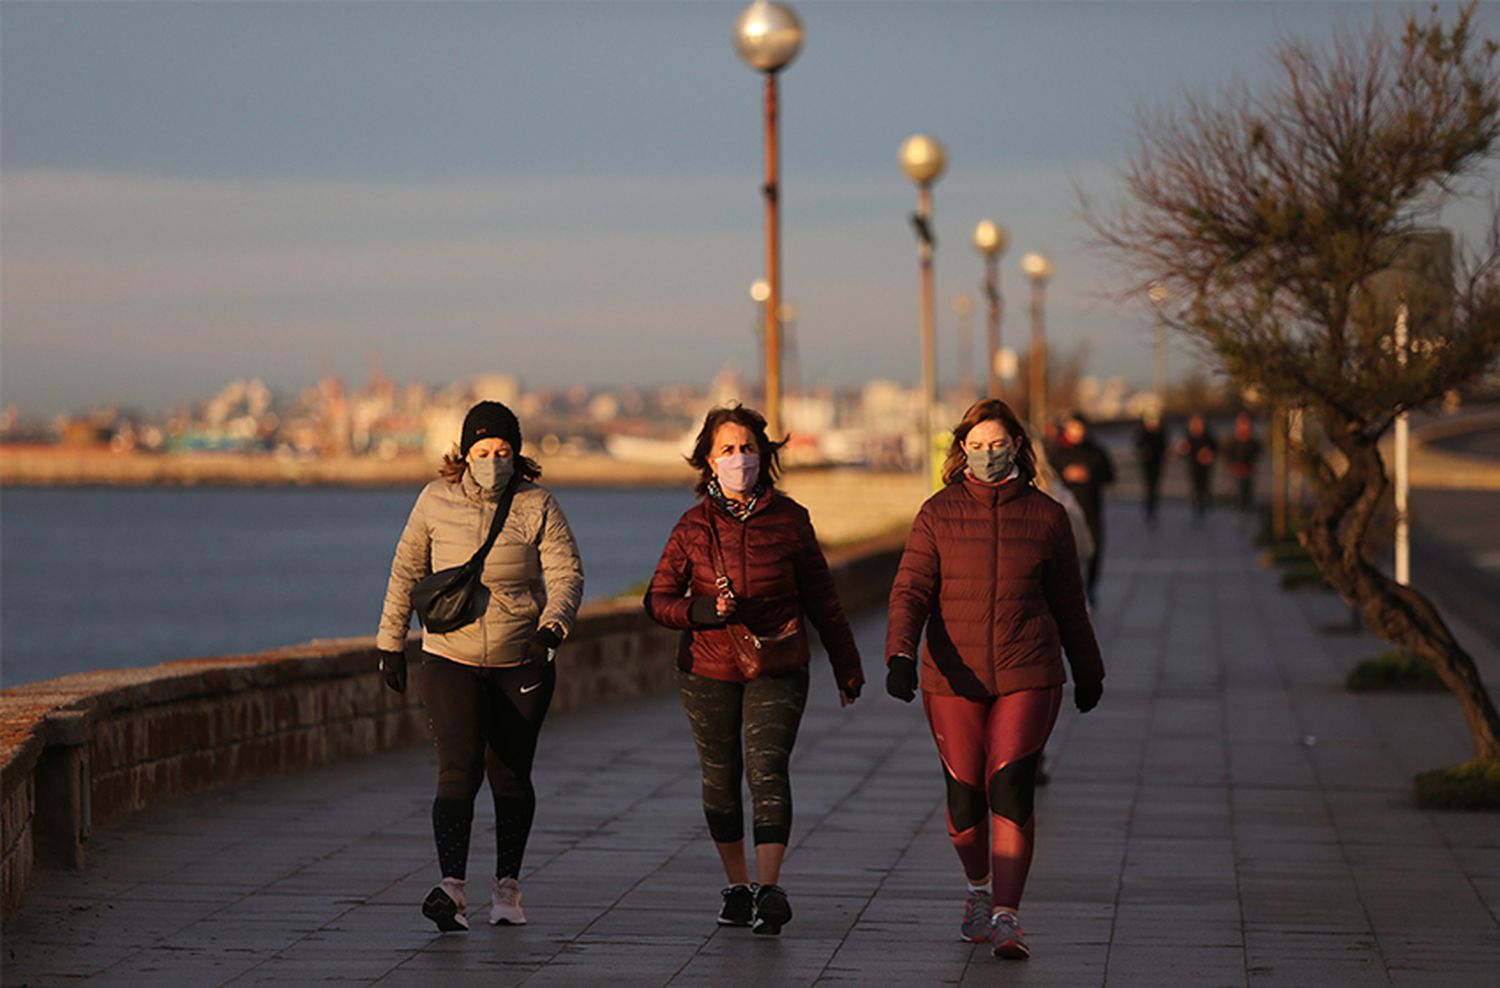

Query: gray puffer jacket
[377,473,584,665]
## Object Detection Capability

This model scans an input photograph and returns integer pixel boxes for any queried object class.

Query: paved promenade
[6,501,1499,986]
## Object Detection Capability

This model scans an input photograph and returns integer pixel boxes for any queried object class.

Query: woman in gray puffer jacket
[377,401,583,934]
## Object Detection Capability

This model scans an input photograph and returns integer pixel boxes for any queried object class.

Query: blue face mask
[966,447,1015,483]
[470,455,514,491]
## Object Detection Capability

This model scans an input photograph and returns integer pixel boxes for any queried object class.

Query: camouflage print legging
[677,666,809,846]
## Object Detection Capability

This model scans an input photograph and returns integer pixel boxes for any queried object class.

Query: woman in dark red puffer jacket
[645,404,863,936]
[885,399,1104,961]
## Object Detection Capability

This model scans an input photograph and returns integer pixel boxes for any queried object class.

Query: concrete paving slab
[5,500,1499,986]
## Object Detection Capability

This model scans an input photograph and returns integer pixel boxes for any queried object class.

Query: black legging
[422,653,555,881]
[677,666,809,846]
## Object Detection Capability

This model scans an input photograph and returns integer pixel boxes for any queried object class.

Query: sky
[3,1,1496,418]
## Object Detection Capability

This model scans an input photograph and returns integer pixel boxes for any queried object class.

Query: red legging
[923,686,1062,910]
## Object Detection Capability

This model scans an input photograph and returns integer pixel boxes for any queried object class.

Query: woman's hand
[525,625,563,663]
[839,683,861,707]
[715,594,738,619]
[885,655,918,703]
[1074,679,1103,713]
[378,649,407,694]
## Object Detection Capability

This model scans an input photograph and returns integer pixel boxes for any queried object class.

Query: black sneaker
[422,885,469,933]
[752,883,792,936]
[717,883,754,926]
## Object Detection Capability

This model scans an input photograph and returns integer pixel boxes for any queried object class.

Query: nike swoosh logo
[519,682,542,694]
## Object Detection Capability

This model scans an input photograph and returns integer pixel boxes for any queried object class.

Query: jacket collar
[960,473,1031,507]
[705,486,777,519]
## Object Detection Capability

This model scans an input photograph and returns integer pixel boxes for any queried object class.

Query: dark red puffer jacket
[885,475,1104,698]
[644,492,865,690]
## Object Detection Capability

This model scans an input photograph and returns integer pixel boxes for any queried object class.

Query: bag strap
[466,475,521,569]
[702,502,763,669]
[701,500,735,600]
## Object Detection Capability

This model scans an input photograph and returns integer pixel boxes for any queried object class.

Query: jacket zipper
[739,515,749,603]
[989,488,999,687]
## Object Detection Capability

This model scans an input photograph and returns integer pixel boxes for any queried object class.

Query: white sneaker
[489,876,527,925]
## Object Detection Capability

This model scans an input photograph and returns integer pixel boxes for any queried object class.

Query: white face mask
[715,452,761,494]
[470,455,514,491]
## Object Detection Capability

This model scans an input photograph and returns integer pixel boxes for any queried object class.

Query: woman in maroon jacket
[645,404,864,936]
[885,399,1104,961]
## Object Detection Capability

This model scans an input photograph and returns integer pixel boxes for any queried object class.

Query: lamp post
[1147,280,1169,408]
[1394,299,1410,585]
[1020,251,1054,429]
[734,1,803,438]
[973,219,1008,399]
[900,134,947,483]
[953,294,975,401]
[750,279,770,404]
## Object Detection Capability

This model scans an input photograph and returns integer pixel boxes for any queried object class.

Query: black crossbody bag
[411,478,520,634]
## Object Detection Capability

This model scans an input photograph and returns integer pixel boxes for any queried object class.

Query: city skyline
[4,2,1495,417]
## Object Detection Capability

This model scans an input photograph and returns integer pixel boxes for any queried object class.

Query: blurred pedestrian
[1134,410,1169,527]
[377,401,584,933]
[644,404,863,936]
[1226,412,1262,514]
[1024,442,1094,789]
[1050,412,1115,602]
[885,399,1105,961]
[1033,442,1094,579]
[1180,413,1219,522]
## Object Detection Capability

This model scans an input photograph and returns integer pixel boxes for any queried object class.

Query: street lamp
[1020,251,1054,430]
[973,219,1008,399]
[750,279,771,403]
[900,134,947,483]
[734,1,804,438]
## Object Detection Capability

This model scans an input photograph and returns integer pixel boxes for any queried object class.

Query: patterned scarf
[706,477,765,521]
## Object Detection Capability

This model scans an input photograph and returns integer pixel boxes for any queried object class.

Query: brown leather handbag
[701,503,801,679]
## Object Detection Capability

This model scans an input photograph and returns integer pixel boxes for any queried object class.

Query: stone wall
[0,536,903,921]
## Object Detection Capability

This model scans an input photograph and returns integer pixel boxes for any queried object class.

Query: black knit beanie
[460,401,522,457]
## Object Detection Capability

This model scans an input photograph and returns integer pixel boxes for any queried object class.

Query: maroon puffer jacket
[644,492,864,690]
[885,476,1104,698]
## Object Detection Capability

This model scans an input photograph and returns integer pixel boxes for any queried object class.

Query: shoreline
[0,446,696,489]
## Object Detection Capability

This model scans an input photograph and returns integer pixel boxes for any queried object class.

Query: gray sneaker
[489,876,526,926]
[989,911,1029,960]
[960,889,992,942]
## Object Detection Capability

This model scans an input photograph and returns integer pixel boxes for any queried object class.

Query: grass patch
[1415,758,1500,811]
[1346,650,1445,692]
[1278,561,1330,591]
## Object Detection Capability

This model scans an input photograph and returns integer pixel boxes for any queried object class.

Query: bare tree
[1092,3,1500,760]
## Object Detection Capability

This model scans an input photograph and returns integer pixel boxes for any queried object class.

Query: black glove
[1074,679,1103,713]
[885,655,918,703]
[378,649,407,694]
[688,596,727,627]
[525,625,563,663]
[842,683,862,700]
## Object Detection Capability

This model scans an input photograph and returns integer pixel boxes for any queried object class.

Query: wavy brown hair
[439,448,542,485]
[941,399,1037,486]
[687,403,786,496]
